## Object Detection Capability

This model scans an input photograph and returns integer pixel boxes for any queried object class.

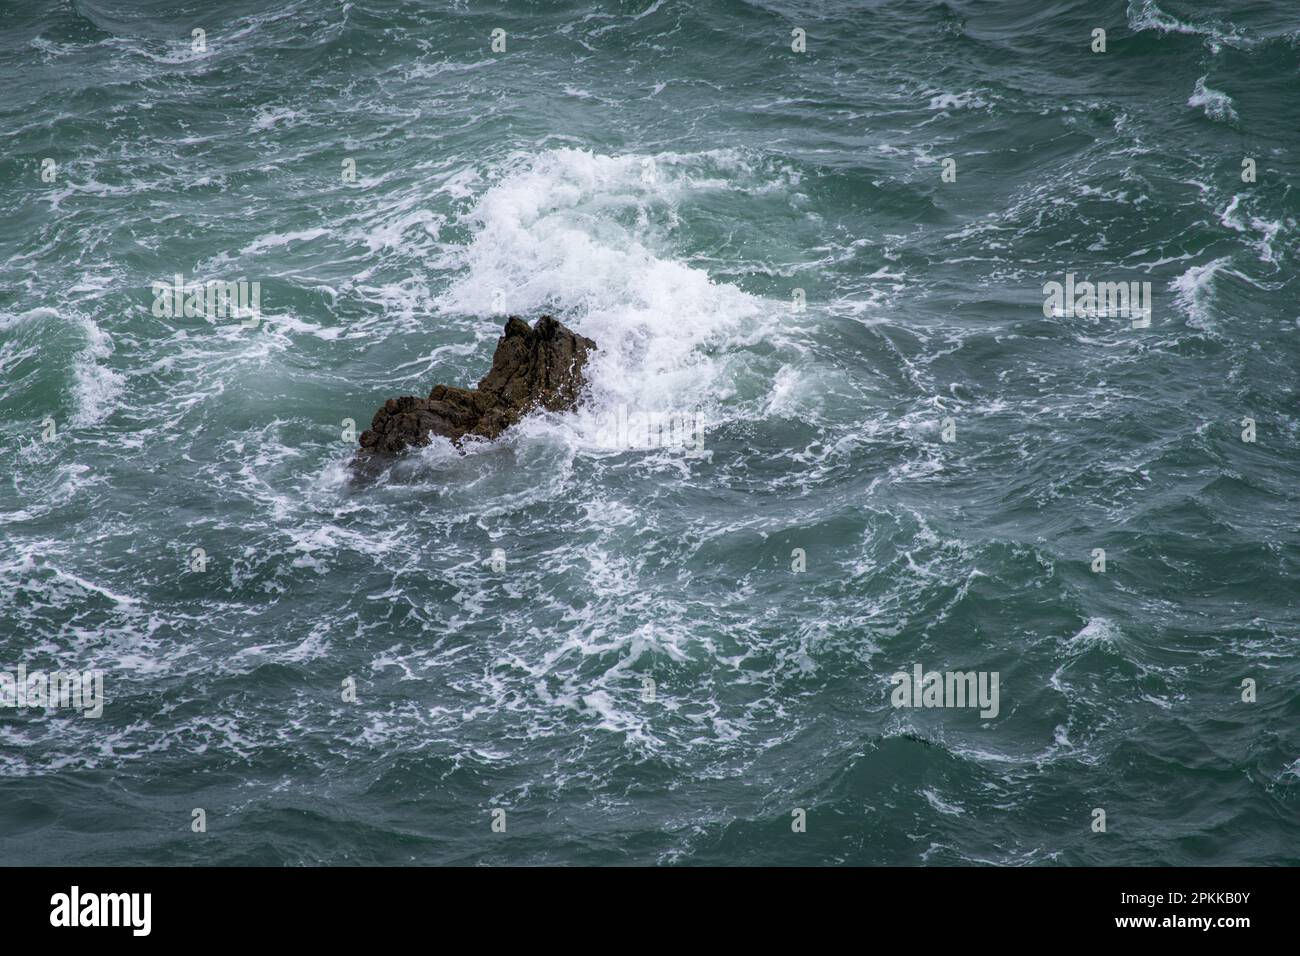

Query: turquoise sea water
[1,0,1298,865]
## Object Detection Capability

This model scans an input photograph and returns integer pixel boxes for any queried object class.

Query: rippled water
[1,0,1297,865]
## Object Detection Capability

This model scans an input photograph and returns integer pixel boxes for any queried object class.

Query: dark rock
[354,315,596,466]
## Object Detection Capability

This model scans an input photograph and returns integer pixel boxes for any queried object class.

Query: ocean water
[1,0,1298,866]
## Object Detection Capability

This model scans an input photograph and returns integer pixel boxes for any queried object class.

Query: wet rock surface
[354,315,596,466]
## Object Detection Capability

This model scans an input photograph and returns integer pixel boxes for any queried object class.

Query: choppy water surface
[1,0,1298,865]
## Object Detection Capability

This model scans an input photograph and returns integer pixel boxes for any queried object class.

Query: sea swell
[1,0,1298,866]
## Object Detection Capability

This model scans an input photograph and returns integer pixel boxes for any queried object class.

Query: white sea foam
[1187,76,1238,123]
[922,788,966,816]
[926,90,988,111]
[1218,195,1282,265]
[0,307,123,427]
[1169,257,1229,329]
[436,149,780,447]
[71,318,125,427]
[1128,0,1254,51]
[253,107,302,130]
[1063,617,1122,653]
[240,227,331,256]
